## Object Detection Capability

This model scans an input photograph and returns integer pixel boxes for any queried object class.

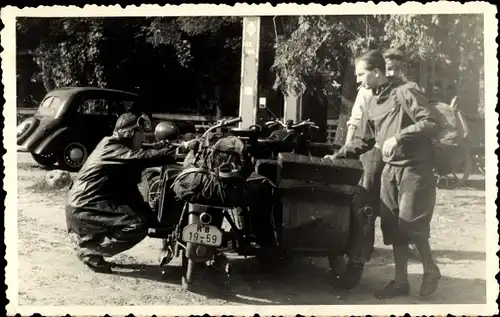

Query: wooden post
[283,91,301,123]
[238,17,261,128]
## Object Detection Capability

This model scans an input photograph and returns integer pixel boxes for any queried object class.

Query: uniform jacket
[337,78,441,167]
[65,136,177,236]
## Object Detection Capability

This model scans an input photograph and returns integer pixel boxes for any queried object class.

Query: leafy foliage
[16,17,243,115]
[382,14,484,112]
[16,14,484,120]
[272,14,484,114]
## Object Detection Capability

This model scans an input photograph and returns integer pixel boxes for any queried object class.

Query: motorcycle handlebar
[226,117,243,126]
[265,119,318,130]
[142,141,181,148]
[291,120,319,130]
[202,117,242,138]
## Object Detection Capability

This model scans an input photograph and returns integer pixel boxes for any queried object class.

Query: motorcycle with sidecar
[229,116,376,289]
[146,115,376,291]
[146,117,281,291]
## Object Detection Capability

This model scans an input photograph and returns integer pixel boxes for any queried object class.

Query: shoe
[419,265,441,296]
[82,255,113,274]
[374,280,410,299]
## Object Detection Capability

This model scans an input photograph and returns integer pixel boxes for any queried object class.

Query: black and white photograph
[2,3,498,316]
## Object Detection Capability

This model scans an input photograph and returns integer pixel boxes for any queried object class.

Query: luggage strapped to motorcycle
[171,139,249,208]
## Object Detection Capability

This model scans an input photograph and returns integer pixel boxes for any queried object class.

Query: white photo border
[2,2,498,316]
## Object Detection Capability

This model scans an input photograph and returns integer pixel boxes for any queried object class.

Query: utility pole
[238,16,261,128]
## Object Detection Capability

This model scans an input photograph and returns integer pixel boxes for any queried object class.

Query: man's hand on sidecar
[323,147,345,161]
[324,152,339,161]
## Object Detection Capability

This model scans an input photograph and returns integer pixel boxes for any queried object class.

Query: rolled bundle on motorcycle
[276,152,375,289]
[171,136,252,208]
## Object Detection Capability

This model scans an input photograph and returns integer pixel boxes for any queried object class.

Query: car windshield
[36,96,63,117]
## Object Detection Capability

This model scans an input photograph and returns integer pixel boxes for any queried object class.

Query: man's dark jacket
[65,136,177,238]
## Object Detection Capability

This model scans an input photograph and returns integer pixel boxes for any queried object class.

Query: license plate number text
[182,224,222,247]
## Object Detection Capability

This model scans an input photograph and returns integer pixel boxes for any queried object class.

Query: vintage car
[17,87,144,171]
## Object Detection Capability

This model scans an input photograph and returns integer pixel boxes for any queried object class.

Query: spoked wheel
[139,171,161,210]
[57,141,88,172]
[328,254,365,290]
[148,176,162,202]
[31,153,56,168]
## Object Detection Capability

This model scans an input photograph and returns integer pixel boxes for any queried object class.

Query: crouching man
[65,112,190,273]
[325,50,442,298]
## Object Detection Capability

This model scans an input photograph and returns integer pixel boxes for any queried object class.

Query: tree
[271,14,484,145]
[146,16,243,116]
[15,17,244,116]
[382,14,484,114]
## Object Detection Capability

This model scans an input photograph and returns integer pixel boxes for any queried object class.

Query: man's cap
[383,48,405,61]
[114,112,140,132]
[113,112,152,140]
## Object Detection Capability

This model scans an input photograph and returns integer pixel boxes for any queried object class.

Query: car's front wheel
[31,153,56,168]
[57,141,88,172]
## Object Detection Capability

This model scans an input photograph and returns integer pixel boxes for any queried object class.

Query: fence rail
[326,119,339,144]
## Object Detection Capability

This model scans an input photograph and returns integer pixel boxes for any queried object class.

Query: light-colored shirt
[347,86,373,128]
[338,79,440,167]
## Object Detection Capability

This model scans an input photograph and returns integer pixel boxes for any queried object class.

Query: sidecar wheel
[328,254,364,290]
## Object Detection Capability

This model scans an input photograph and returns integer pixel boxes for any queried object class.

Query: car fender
[33,127,71,155]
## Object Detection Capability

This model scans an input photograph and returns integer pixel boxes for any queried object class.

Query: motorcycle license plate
[182,224,223,247]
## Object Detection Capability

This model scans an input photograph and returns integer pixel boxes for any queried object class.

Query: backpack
[392,84,463,176]
[171,136,251,208]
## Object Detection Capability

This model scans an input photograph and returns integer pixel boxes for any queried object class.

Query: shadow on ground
[372,247,486,262]
[110,263,183,285]
[437,178,486,191]
[108,253,486,305]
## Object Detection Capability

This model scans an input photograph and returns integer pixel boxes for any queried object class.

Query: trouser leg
[359,147,384,218]
[398,164,441,295]
[374,165,410,298]
[377,164,441,297]
[70,222,148,260]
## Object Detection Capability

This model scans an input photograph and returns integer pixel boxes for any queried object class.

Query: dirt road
[15,152,487,306]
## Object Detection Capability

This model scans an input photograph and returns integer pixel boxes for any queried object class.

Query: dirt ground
[15,152,488,306]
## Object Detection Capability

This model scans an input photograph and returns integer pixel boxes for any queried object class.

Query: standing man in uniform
[326,50,442,298]
[345,48,422,256]
[345,50,413,211]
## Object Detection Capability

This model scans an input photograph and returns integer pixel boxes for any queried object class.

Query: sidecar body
[274,153,376,288]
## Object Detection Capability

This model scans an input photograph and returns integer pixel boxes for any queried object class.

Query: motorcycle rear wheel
[328,254,364,290]
[181,252,198,291]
